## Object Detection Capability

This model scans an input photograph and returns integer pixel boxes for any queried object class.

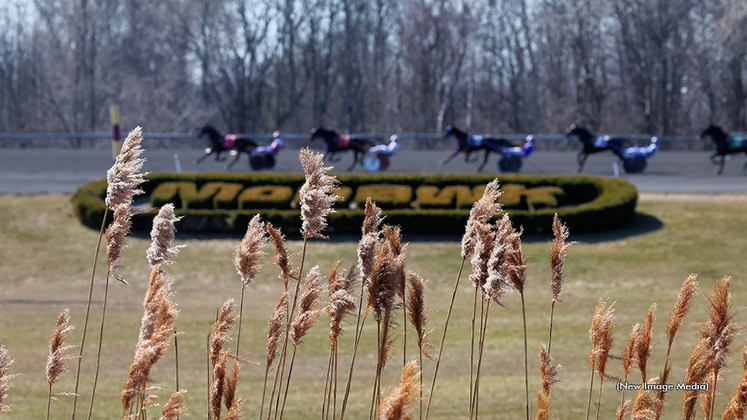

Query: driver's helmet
[273,131,282,139]
[390,134,400,143]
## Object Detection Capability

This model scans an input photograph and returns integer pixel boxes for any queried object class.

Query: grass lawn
[1,192,746,419]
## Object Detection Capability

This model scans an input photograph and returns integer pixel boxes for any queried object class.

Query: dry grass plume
[158,390,186,420]
[378,361,421,420]
[146,203,184,268]
[298,147,340,239]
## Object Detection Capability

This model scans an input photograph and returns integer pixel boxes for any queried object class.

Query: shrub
[70,172,638,234]
[416,185,478,209]
[238,186,294,209]
[353,184,413,209]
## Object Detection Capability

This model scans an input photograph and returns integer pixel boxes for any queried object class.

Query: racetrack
[1,147,746,194]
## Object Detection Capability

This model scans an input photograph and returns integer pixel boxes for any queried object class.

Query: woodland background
[0,0,745,136]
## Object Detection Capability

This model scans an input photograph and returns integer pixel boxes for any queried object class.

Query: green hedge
[70,172,638,235]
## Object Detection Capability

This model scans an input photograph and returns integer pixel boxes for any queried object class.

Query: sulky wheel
[498,155,522,173]
[363,154,381,173]
[622,155,646,173]
[249,154,276,170]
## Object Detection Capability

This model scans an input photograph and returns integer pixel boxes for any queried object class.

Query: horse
[440,125,531,172]
[195,125,258,169]
[309,127,372,171]
[565,124,658,174]
[700,123,747,175]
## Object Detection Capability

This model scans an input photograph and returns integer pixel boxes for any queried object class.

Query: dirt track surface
[1,147,746,194]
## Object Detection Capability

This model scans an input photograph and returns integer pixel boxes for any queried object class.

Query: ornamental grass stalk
[535,344,560,420]
[548,214,574,353]
[502,222,531,420]
[260,291,288,420]
[695,277,742,420]
[146,203,184,269]
[722,340,747,420]
[323,263,357,420]
[122,265,179,419]
[209,299,236,369]
[655,274,698,419]
[367,225,406,419]
[425,179,501,420]
[273,148,338,420]
[209,350,229,420]
[586,298,615,420]
[377,361,421,420]
[406,271,435,420]
[636,304,656,384]
[0,341,15,414]
[279,266,325,420]
[631,386,659,420]
[158,390,186,420]
[340,198,383,420]
[233,214,267,356]
[78,126,146,420]
[684,338,712,420]
[46,308,75,420]
[620,323,641,404]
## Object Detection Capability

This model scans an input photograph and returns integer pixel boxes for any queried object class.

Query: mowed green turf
[1,192,746,419]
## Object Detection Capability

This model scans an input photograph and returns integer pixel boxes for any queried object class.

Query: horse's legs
[476,150,490,172]
[710,152,721,166]
[225,151,242,169]
[717,155,726,175]
[194,150,212,164]
[577,152,587,173]
[347,151,359,172]
[439,151,459,166]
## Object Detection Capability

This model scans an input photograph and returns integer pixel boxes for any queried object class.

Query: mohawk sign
[71,172,637,235]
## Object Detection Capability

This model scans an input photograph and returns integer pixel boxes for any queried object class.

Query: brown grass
[11,143,747,420]
[377,361,421,420]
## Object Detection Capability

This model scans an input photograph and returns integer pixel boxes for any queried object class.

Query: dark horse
[441,125,520,172]
[309,127,372,171]
[700,123,747,175]
[195,125,258,169]
[565,124,658,174]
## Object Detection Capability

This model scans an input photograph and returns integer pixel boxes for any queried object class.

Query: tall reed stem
[547,300,557,354]
[709,367,719,420]
[654,344,674,420]
[471,300,490,420]
[278,347,299,420]
[585,364,595,420]
[259,364,271,420]
[468,286,479,419]
[595,376,605,420]
[86,265,112,420]
[71,206,108,420]
[520,292,529,420]
[424,256,466,420]
[236,284,247,356]
[174,329,180,420]
[338,297,370,420]
[323,353,334,420]
[47,387,53,420]
[418,350,424,420]
[272,237,308,420]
